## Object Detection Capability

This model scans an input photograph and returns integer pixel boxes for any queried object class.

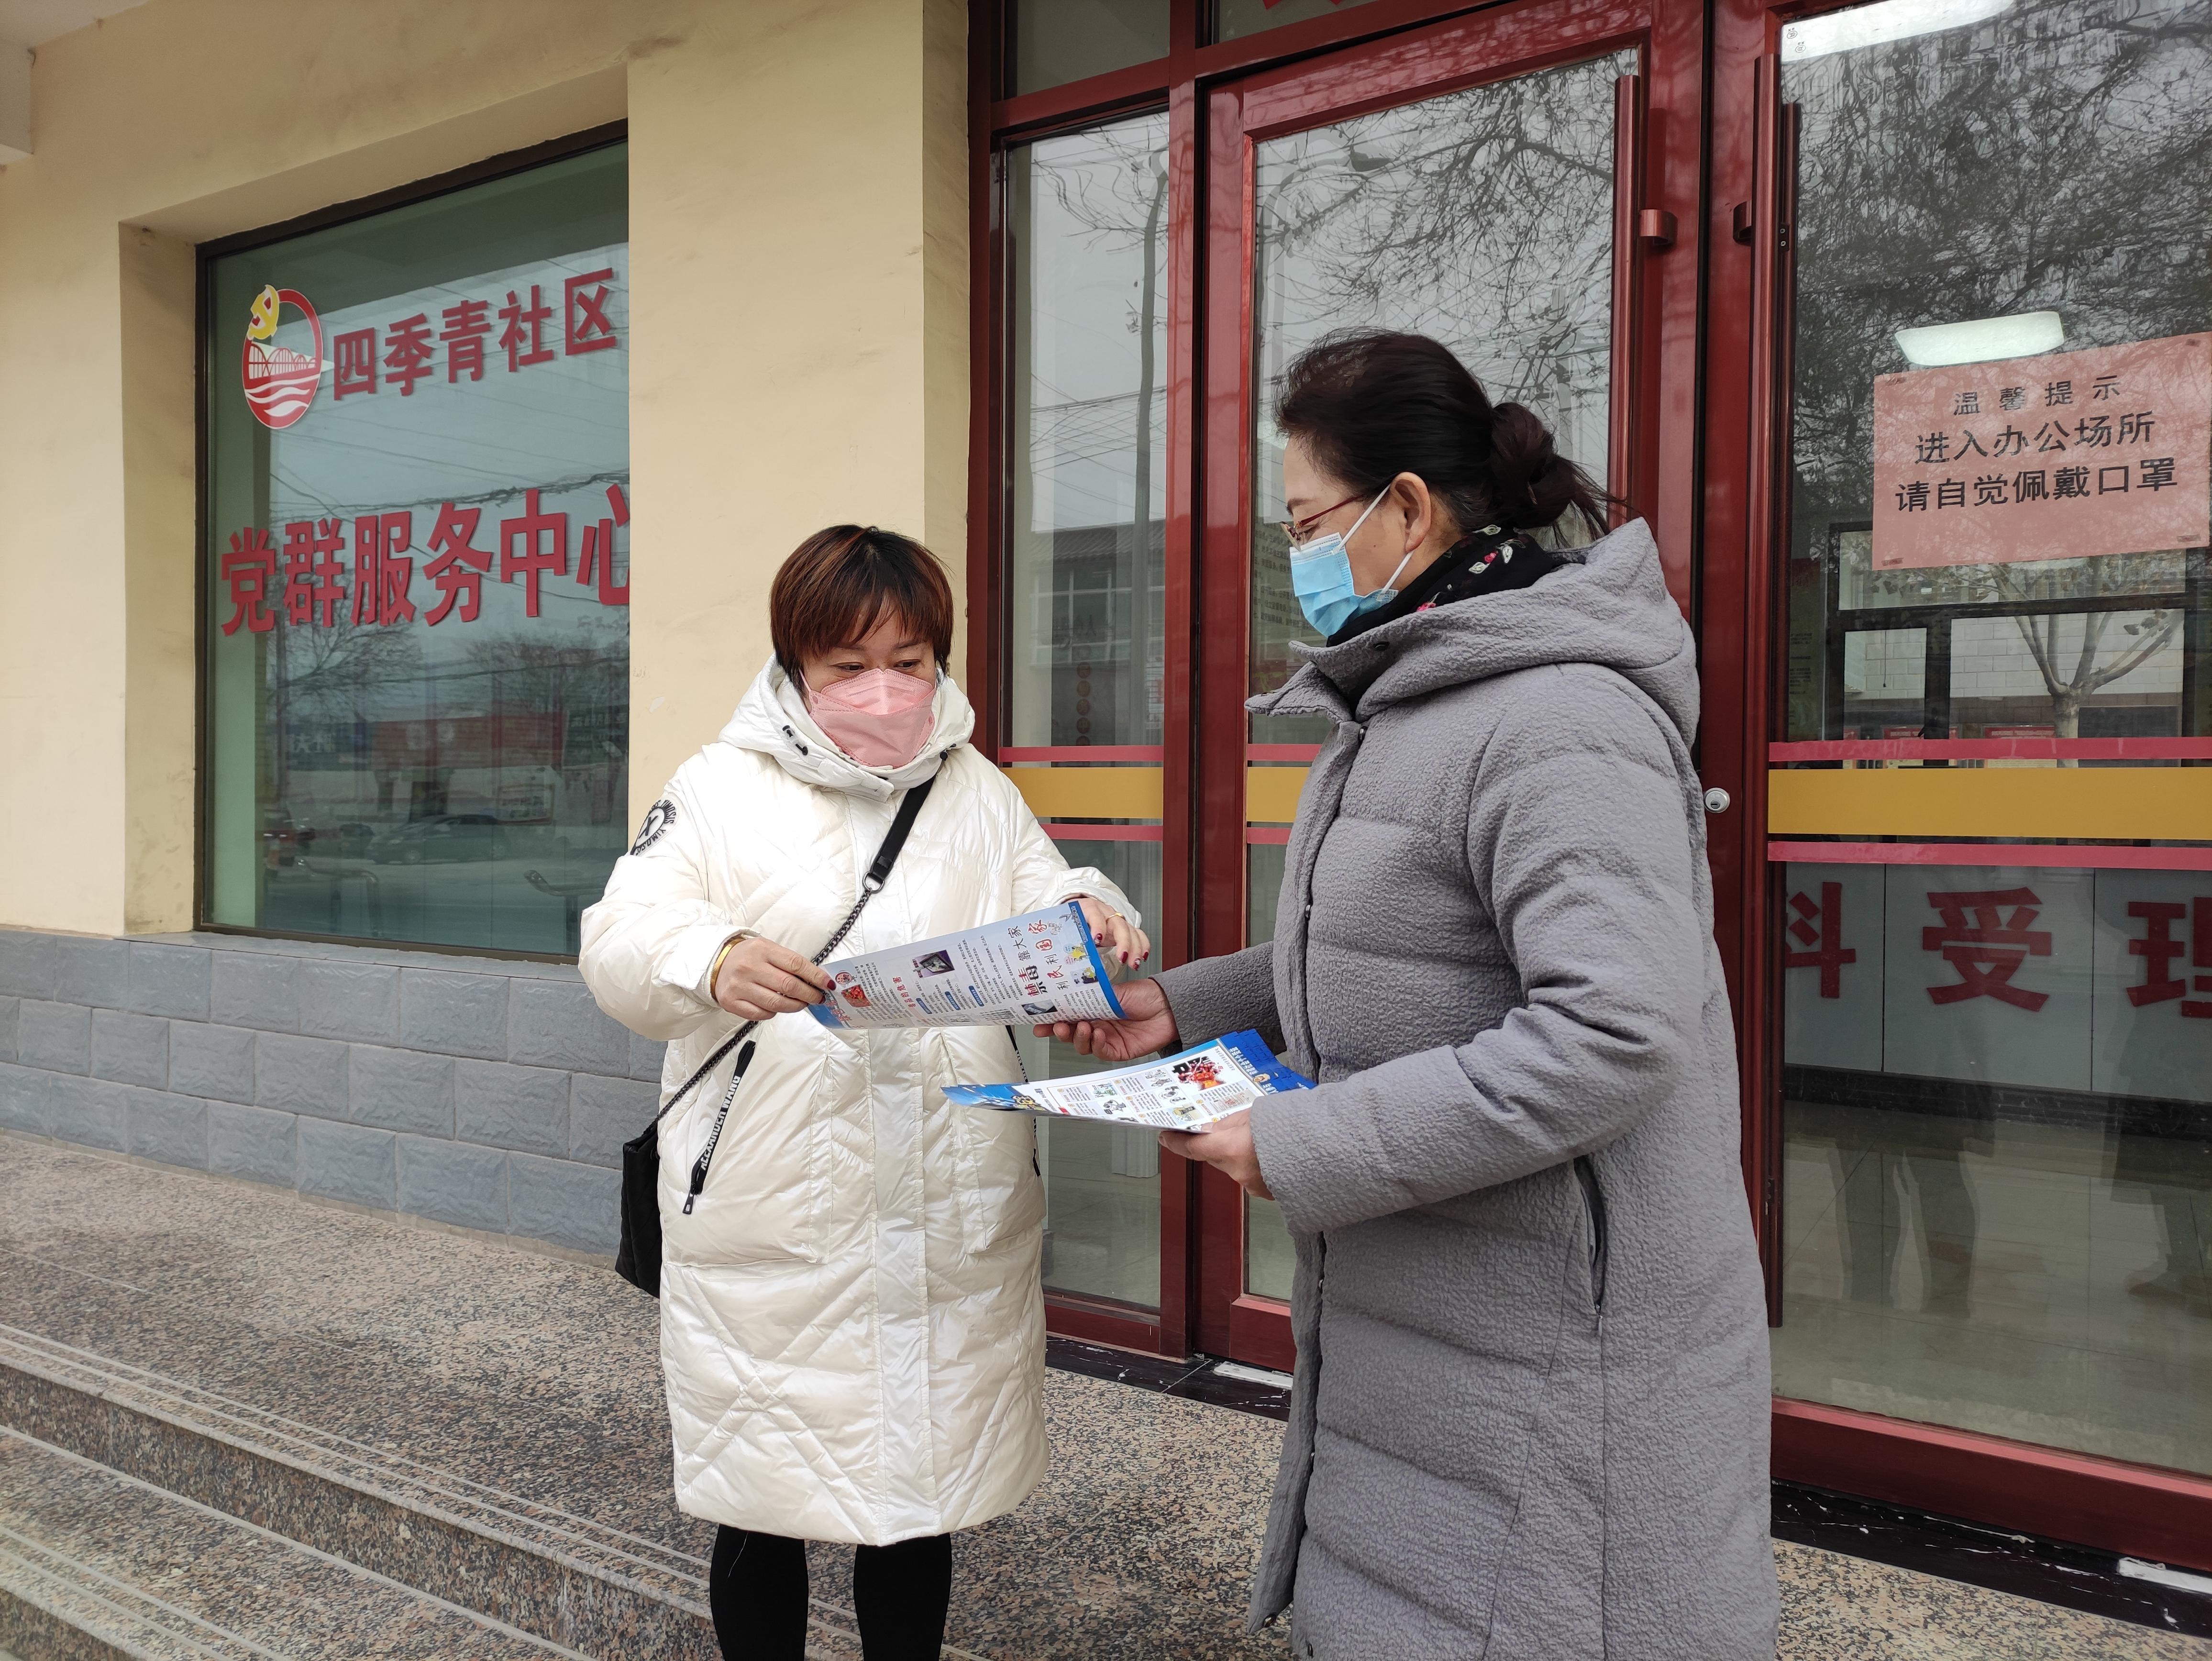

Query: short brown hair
[769,525,956,677]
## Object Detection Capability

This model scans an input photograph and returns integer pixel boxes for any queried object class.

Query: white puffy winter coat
[578,662,1137,1545]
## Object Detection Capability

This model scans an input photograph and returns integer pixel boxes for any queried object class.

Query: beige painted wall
[0,0,969,938]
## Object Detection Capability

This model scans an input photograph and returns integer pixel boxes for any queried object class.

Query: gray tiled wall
[0,930,663,1258]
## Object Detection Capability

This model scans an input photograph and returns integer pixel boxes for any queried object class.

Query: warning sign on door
[1871,332,2211,570]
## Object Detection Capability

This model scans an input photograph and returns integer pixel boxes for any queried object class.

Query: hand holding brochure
[944,1030,1312,1130]
[808,901,1123,1030]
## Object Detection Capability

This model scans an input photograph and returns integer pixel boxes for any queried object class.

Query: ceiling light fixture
[1894,310,2065,367]
[1783,0,2014,61]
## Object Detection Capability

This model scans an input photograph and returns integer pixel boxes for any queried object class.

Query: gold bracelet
[708,936,741,992]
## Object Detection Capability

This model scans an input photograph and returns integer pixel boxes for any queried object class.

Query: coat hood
[719,658,976,799]
[1252,518,1699,748]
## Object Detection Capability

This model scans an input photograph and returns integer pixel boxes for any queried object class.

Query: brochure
[943,1030,1313,1130]
[807,900,1124,1030]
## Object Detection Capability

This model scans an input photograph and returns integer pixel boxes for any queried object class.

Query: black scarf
[1324,524,1562,647]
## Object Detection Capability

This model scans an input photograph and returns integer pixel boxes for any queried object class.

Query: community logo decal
[241,284,324,430]
[631,798,677,855]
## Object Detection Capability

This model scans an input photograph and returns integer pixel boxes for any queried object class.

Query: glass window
[1214,0,1382,43]
[1006,111,1171,1310]
[1247,53,1629,731]
[203,143,628,955]
[1010,0,1170,95]
[1244,836,1295,1302]
[1781,0,2210,745]
[1017,841,1164,1309]
[1775,0,2212,1474]
[1006,112,1169,753]
[1778,861,2212,1472]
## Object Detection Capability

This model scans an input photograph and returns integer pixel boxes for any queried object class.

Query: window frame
[192,121,629,964]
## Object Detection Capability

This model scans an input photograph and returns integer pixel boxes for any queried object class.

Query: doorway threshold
[1045,1336,1291,1421]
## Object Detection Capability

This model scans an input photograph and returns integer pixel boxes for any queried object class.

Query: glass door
[1759,0,2212,1479]
[998,111,1178,1333]
[1194,0,1686,1363]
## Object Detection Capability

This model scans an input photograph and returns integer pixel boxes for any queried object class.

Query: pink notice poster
[1870,332,2212,570]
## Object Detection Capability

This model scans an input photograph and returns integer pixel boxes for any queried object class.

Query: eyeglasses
[1280,493,1367,547]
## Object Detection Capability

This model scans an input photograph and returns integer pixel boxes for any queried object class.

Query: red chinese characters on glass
[229,484,628,627]
[2127,897,2212,1019]
[281,519,348,628]
[351,516,376,627]
[220,527,278,635]
[275,525,305,621]
[352,510,417,626]
[1786,880,1858,999]
[301,275,617,399]
[384,314,436,396]
[576,483,630,607]
[498,285,556,371]
[309,519,348,626]
[441,299,491,384]
[564,268,618,355]
[498,488,567,617]
[332,327,378,399]
[1922,887,2054,1011]
[423,502,494,625]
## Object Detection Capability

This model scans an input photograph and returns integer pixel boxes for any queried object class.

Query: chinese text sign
[1871,333,2212,570]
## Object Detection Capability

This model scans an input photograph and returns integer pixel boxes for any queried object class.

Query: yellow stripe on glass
[1768,767,2212,842]
[1245,766,1309,825]
[1002,766,1164,821]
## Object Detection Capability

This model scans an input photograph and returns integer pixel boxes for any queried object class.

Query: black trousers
[709,1525,952,1661]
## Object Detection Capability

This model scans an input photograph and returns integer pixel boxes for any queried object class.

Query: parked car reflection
[370,814,510,865]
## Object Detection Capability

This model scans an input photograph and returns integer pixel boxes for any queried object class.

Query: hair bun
[1488,401,1578,531]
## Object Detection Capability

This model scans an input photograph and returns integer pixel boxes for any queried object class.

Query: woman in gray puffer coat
[1042,331,1778,1660]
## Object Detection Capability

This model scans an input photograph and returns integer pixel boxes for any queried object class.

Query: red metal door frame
[1702,0,2212,1570]
[1192,0,1708,1364]
[968,0,1609,1364]
[965,12,1200,1360]
[973,0,2212,1572]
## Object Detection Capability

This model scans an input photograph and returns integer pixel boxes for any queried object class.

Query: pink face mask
[806,668,937,767]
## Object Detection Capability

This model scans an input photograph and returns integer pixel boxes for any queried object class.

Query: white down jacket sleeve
[578,770,742,1042]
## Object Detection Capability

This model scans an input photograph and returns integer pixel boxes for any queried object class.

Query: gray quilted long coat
[1155,520,1777,1660]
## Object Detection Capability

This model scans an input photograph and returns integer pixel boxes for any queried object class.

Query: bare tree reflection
[1009,117,1170,747]
[1256,56,1625,457]
[1787,0,2212,734]
[2011,600,2181,739]
[1248,51,1630,718]
[1256,61,1621,426]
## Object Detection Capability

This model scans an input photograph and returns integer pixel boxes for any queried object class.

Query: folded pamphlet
[808,900,1124,1030]
[944,1030,1313,1130]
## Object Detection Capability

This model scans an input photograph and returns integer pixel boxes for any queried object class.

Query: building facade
[1,0,2207,1580]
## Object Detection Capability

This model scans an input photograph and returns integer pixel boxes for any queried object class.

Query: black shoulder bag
[614,778,935,1296]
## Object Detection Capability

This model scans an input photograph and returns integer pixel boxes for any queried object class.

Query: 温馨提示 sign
[1871,332,2212,570]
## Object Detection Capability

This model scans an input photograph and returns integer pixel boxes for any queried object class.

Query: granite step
[0,1141,1271,1660]
[0,1142,909,1659]
[0,1324,745,1661]
[0,1426,591,1661]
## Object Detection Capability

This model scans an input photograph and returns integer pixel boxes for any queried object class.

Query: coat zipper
[1573,1154,1609,1311]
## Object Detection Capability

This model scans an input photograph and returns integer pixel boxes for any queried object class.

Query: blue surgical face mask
[1287,489,1416,637]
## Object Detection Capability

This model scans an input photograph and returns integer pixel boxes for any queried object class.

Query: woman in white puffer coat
[579,526,1145,1661]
